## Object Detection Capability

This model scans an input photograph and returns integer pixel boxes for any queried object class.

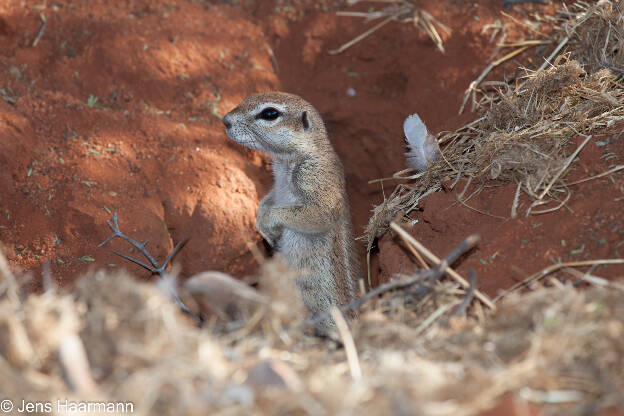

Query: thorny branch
[99,213,201,323]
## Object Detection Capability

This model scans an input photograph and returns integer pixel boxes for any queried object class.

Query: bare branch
[99,213,201,324]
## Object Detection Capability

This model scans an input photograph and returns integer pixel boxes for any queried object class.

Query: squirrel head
[223,92,327,159]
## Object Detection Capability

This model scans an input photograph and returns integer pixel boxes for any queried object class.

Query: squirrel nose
[222,115,232,129]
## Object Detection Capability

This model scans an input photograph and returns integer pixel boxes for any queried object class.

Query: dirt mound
[0,0,279,286]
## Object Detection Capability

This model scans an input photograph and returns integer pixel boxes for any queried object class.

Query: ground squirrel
[222,92,361,328]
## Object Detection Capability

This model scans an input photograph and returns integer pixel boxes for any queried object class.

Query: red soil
[0,0,279,288]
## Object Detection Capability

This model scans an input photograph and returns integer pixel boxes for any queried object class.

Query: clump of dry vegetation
[1,248,623,415]
[366,1,624,246]
[330,0,451,55]
[566,0,624,72]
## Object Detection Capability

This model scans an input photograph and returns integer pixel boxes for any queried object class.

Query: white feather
[403,113,440,172]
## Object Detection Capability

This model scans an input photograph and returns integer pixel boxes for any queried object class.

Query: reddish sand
[0,0,279,288]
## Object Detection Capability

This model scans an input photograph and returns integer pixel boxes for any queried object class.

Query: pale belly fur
[270,160,341,308]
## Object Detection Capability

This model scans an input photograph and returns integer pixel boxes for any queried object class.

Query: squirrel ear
[301,111,310,130]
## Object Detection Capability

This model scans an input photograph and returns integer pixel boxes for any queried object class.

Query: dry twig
[330,307,362,380]
[32,14,48,47]
[494,258,624,302]
[99,213,201,323]
[330,3,450,55]
[390,222,495,310]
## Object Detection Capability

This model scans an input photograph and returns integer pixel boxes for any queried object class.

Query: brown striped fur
[222,92,361,330]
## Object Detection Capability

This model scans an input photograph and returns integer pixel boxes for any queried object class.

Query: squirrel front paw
[256,211,282,248]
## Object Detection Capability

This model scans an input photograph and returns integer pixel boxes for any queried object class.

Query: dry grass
[1,249,623,415]
[565,0,624,73]
[330,0,451,55]
[365,1,624,247]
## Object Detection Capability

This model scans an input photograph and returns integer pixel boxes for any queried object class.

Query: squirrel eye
[256,107,281,121]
